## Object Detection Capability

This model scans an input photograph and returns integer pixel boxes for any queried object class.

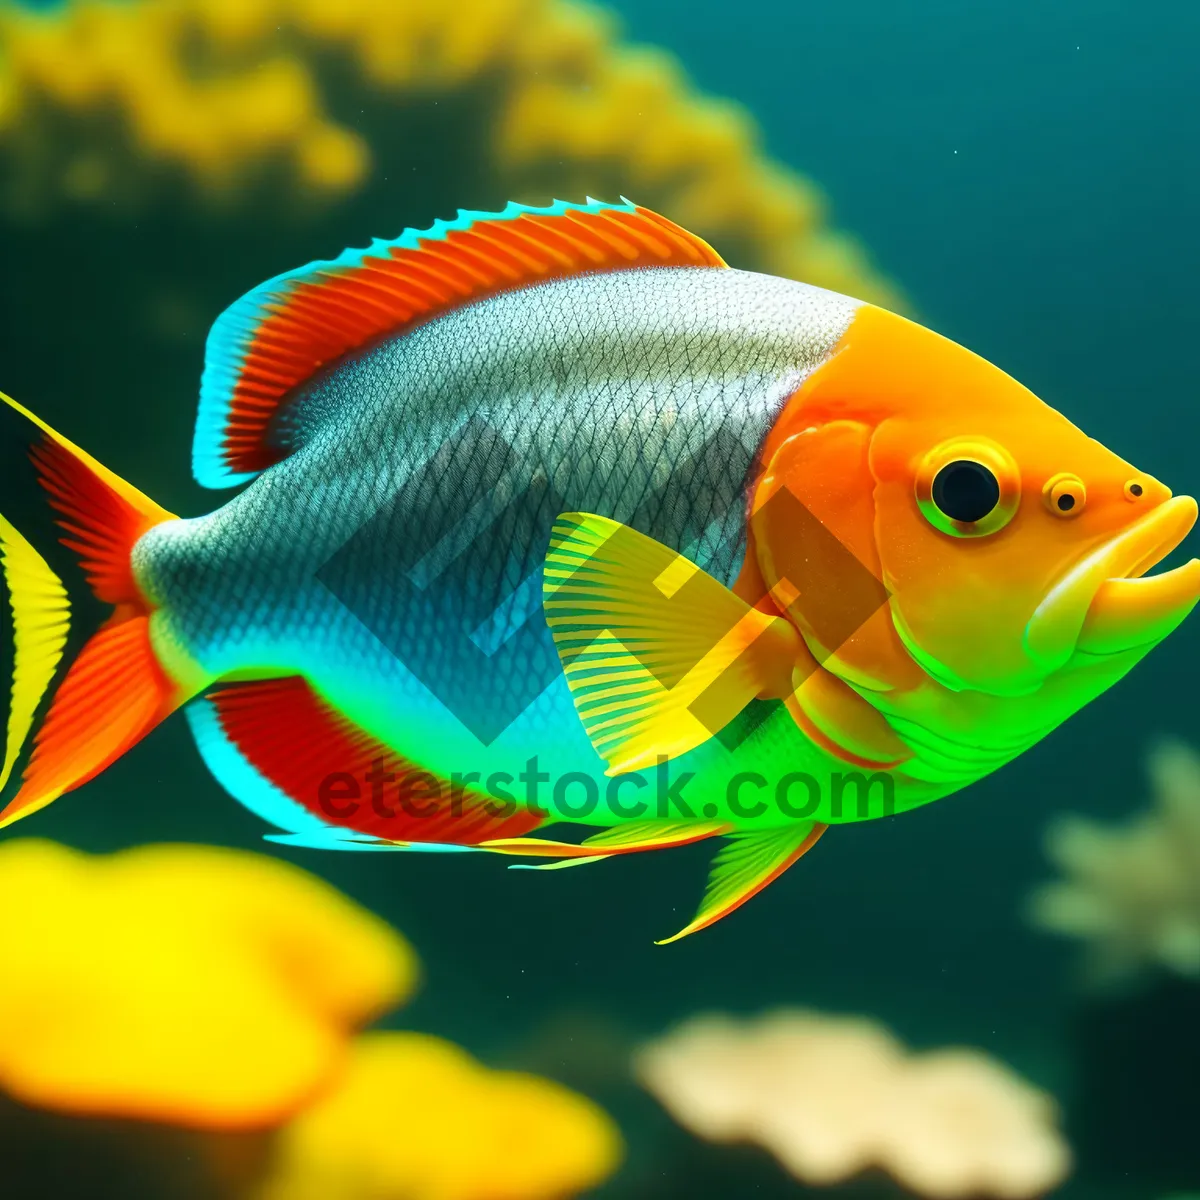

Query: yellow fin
[0,516,70,793]
[543,513,799,774]
[656,822,827,944]
[481,819,730,860]
[508,855,613,872]
[581,819,732,850]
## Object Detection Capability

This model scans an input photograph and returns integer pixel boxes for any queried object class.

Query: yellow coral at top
[0,838,415,1128]
[258,1031,623,1200]
[0,0,898,306]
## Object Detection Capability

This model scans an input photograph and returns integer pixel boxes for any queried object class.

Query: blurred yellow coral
[0,838,415,1128]
[257,1031,623,1200]
[0,839,623,1198]
[1028,738,1200,982]
[635,1009,1071,1199]
[0,0,897,305]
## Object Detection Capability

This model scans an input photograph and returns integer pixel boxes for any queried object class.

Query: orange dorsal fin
[195,199,726,488]
[202,677,546,845]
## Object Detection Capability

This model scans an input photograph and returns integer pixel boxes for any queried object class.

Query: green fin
[543,512,799,775]
[656,822,827,944]
[582,819,731,850]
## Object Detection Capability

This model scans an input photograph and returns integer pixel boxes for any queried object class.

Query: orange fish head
[754,304,1200,717]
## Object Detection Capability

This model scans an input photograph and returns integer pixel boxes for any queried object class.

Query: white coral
[634,1009,1070,1199]
[1029,739,1200,981]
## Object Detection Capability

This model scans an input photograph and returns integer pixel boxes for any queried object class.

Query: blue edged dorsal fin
[194,199,726,489]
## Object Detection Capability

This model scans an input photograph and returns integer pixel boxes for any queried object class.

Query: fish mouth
[1025,495,1200,669]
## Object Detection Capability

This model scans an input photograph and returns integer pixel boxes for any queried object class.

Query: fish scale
[136,266,855,781]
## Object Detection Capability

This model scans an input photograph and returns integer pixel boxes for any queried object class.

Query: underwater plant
[0,0,896,306]
[1028,738,1200,982]
[635,1009,1071,1199]
[0,839,622,1198]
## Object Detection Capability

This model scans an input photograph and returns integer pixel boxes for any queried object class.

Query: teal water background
[1,1,1198,1196]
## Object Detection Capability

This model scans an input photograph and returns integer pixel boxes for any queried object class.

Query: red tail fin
[0,399,181,828]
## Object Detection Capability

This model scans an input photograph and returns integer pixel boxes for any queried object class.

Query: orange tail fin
[0,392,182,827]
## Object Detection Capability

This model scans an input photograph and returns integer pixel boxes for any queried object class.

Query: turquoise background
[1,1,1197,1195]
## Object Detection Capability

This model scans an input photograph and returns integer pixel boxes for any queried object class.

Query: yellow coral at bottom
[0,839,416,1130]
[258,1032,623,1200]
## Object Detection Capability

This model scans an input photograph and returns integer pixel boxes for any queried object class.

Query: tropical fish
[0,199,1196,943]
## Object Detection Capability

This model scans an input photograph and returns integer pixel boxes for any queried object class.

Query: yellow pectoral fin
[544,513,799,774]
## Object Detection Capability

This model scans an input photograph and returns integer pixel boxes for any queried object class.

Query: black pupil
[931,460,1001,523]
[1130,483,1143,496]
[1057,493,1075,511]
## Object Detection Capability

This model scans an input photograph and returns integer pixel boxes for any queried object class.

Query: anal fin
[191,677,545,845]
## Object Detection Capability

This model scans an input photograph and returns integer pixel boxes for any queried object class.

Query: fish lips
[1025,494,1200,670]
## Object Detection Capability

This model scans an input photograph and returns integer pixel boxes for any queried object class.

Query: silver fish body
[137,266,858,806]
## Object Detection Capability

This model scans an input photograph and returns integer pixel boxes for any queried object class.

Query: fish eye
[932,461,1000,523]
[1124,479,1144,502]
[1043,473,1087,518]
[916,438,1020,538]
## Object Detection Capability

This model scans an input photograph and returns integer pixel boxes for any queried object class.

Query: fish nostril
[1044,473,1087,518]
